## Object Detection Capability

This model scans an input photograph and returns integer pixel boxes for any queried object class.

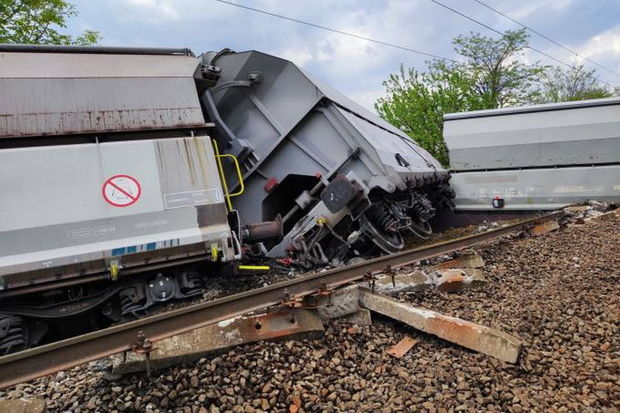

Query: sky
[66,0,620,111]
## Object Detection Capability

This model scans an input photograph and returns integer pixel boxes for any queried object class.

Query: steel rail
[0,211,563,388]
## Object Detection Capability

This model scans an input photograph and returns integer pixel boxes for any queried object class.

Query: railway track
[0,211,563,389]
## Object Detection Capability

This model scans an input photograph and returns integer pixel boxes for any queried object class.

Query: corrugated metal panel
[450,165,620,210]
[0,134,229,278]
[444,100,620,170]
[0,52,199,78]
[0,52,205,138]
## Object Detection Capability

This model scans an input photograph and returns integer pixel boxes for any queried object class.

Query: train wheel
[0,314,28,356]
[359,215,404,254]
[409,220,433,239]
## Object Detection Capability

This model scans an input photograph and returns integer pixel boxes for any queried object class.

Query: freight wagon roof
[0,43,194,55]
[444,96,620,120]
[0,45,205,139]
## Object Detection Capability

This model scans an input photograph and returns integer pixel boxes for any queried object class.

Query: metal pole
[0,44,194,56]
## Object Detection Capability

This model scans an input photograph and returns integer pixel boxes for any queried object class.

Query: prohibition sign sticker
[102,175,142,207]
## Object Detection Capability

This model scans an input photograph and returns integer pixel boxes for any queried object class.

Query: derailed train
[0,45,452,354]
[444,98,620,211]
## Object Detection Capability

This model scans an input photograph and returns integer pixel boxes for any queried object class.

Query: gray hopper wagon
[0,45,452,354]
[0,45,252,353]
[201,49,454,265]
[444,98,620,211]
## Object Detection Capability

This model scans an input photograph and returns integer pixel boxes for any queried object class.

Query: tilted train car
[201,49,454,266]
[444,98,620,211]
[0,45,452,353]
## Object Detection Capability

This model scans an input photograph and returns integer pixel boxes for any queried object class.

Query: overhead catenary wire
[216,0,615,88]
[470,0,620,78]
[429,0,569,67]
[214,0,458,63]
[428,0,615,88]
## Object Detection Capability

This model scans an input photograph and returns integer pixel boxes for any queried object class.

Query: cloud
[256,0,457,110]
[278,47,314,67]
[507,0,573,19]
[577,25,620,60]
[124,0,180,22]
[571,24,620,81]
[348,88,385,113]
[67,0,620,108]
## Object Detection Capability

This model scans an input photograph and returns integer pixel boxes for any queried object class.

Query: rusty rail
[0,211,563,388]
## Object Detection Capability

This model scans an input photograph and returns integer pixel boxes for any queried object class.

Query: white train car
[0,46,242,353]
[444,98,620,211]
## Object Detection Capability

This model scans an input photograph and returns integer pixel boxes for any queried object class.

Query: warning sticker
[102,175,141,207]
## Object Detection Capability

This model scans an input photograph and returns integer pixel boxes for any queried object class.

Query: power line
[216,0,615,88]
[471,0,620,78]
[429,0,568,67]
[215,0,458,63]
[428,0,615,87]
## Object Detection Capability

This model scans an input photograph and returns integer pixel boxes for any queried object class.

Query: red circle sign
[102,175,141,207]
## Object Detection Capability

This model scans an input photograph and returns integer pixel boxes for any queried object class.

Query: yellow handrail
[217,153,245,197]
[212,139,245,211]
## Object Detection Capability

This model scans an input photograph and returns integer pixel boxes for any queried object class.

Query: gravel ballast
[1,215,618,412]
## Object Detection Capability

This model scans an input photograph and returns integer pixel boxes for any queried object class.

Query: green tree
[538,64,614,103]
[376,63,486,166]
[376,29,542,167]
[452,30,545,108]
[0,0,100,45]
